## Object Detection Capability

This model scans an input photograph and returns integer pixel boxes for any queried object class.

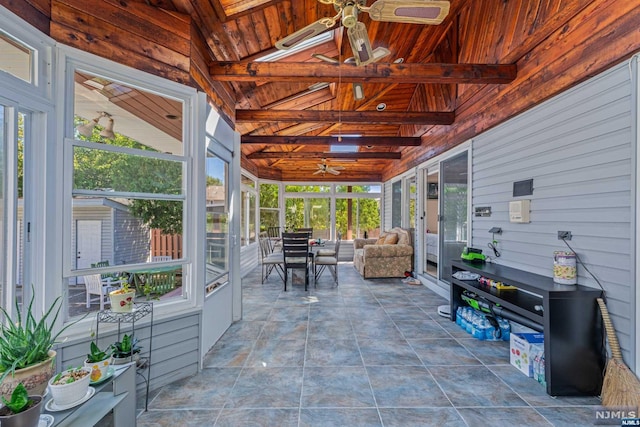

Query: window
[67,68,187,316]
[259,183,280,232]
[408,177,417,229]
[335,185,381,239]
[391,180,402,228]
[241,174,257,246]
[0,31,33,83]
[205,150,229,292]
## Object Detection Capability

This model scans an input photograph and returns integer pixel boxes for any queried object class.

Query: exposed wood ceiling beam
[210,62,517,84]
[237,110,455,125]
[247,152,401,160]
[241,136,422,146]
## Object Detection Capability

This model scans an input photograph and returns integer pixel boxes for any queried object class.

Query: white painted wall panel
[471,62,635,364]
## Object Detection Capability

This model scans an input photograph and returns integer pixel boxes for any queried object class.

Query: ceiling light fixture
[376,103,387,111]
[352,82,365,101]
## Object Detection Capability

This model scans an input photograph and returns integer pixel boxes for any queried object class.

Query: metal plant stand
[95,302,154,410]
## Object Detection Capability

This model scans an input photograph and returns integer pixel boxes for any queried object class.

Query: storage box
[510,333,544,377]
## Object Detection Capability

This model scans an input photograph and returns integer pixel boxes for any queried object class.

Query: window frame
[61,52,199,323]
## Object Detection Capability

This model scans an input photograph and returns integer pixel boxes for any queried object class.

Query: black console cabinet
[451,260,604,396]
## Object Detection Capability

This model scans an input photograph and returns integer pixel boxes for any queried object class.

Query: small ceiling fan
[313,159,345,175]
[276,0,450,66]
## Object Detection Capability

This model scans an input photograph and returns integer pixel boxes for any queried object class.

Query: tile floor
[136,263,603,426]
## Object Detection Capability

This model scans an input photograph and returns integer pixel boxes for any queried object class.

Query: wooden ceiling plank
[241,136,421,146]
[247,151,402,160]
[236,110,455,125]
[210,62,518,84]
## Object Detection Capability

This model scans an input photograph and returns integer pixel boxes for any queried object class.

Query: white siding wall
[471,62,635,364]
[57,311,200,394]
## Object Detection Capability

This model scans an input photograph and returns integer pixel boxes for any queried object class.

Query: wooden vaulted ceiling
[4,0,640,182]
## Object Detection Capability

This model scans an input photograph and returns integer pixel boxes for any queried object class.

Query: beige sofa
[353,227,414,278]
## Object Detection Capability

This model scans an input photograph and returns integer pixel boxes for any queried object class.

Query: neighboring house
[72,198,150,283]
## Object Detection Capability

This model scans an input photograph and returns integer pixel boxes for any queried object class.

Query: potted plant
[0,383,43,427]
[84,342,112,383]
[47,366,91,407]
[109,277,135,313]
[0,288,78,400]
[110,334,141,365]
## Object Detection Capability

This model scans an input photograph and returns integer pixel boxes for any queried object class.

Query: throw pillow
[384,233,399,245]
[375,233,387,245]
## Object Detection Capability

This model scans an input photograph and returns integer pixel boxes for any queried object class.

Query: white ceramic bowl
[48,367,91,406]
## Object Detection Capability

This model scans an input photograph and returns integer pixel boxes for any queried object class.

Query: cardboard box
[510,333,544,377]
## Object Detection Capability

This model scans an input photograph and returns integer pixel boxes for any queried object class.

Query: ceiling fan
[276,0,450,66]
[312,46,390,100]
[313,159,345,175]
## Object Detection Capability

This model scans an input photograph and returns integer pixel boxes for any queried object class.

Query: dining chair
[259,236,284,284]
[294,227,313,237]
[266,226,282,252]
[316,232,341,257]
[281,232,313,291]
[314,237,341,286]
[83,274,121,311]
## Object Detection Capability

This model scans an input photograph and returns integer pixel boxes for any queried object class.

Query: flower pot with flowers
[109,277,135,313]
[0,383,43,427]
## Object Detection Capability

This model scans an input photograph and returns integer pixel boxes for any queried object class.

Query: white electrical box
[509,200,530,223]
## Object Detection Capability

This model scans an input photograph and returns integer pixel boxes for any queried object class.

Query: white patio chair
[83,274,121,311]
[152,255,173,262]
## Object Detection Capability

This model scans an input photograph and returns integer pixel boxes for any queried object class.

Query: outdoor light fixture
[99,113,115,139]
[77,111,115,139]
[77,112,103,137]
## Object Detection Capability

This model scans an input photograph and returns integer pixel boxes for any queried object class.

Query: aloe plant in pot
[0,287,79,400]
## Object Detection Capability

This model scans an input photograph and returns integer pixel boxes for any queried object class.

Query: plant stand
[95,302,153,410]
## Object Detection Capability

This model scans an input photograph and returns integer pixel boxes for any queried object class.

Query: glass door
[1,103,35,312]
[424,168,439,278]
[439,151,468,283]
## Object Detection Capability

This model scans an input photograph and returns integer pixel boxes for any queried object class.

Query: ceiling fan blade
[276,19,335,50]
[313,170,324,175]
[366,0,450,25]
[327,168,341,175]
[347,22,375,66]
[372,46,391,62]
[332,166,346,171]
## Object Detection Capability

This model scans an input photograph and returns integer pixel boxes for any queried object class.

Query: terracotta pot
[0,395,43,427]
[0,350,56,400]
[109,290,135,312]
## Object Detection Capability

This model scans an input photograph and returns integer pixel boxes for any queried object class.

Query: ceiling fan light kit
[276,0,450,64]
[348,22,375,66]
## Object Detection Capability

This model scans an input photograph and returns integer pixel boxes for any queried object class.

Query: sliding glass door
[439,151,468,283]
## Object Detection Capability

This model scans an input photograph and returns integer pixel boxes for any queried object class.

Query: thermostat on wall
[509,200,530,223]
